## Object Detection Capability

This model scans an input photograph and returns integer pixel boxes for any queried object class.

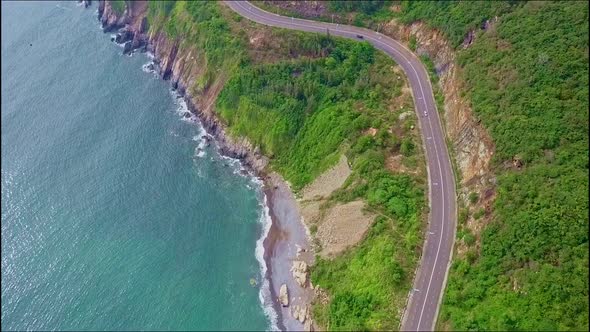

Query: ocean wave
[194,137,207,158]
[171,91,198,124]
[256,194,279,331]
[141,61,158,75]
[110,34,126,48]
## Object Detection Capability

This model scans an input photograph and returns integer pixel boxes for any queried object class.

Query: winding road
[226,1,457,330]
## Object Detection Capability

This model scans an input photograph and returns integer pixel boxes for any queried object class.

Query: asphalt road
[226,1,457,330]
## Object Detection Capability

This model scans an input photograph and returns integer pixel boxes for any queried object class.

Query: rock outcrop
[98,0,128,32]
[96,0,269,174]
[291,304,308,323]
[291,260,308,287]
[279,284,289,307]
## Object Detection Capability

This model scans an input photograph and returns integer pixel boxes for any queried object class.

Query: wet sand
[263,172,315,331]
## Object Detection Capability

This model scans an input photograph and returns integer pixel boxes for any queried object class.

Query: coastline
[263,173,315,331]
[89,1,315,330]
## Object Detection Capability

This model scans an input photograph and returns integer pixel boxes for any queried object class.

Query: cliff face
[97,0,269,173]
[381,20,496,203]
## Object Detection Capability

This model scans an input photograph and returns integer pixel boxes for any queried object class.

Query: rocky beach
[263,173,315,331]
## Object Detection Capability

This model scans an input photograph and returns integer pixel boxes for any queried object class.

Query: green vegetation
[255,0,394,28]
[395,1,519,47]
[143,1,427,329]
[312,214,418,330]
[472,208,485,220]
[217,40,381,188]
[328,0,394,27]
[109,0,126,15]
[408,35,417,51]
[328,1,390,15]
[468,192,478,205]
[393,1,589,330]
[147,1,247,92]
[217,37,418,190]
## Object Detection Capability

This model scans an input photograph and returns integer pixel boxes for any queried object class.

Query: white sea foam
[194,139,207,158]
[256,194,280,331]
[218,153,250,178]
[172,93,198,124]
[141,61,157,75]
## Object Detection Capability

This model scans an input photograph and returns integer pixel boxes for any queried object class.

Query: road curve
[225,1,457,330]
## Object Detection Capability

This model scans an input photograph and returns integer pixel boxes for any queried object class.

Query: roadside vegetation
[425,2,589,330]
[260,0,589,330]
[145,1,427,330]
[394,1,518,47]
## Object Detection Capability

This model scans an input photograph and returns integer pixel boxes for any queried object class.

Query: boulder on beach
[279,284,289,307]
[291,305,308,323]
[291,260,308,287]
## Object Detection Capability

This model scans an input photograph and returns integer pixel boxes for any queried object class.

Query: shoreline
[89,1,316,330]
[263,173,315,331]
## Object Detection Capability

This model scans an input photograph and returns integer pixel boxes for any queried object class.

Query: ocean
[1,1,274,330]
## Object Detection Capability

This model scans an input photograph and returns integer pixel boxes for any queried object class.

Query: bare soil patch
[316,201,375,258]
[301,155,351,201]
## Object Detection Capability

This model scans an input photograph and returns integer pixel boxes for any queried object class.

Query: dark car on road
[356,34,364,39]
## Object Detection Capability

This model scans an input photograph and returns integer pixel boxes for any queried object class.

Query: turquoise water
[1,1,273,330]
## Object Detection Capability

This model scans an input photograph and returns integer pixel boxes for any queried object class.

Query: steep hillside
[260,1,589,330]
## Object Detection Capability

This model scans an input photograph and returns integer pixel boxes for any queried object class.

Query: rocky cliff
[380,19,496,209]
[380,19,497,253]
[96,0,269,174]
